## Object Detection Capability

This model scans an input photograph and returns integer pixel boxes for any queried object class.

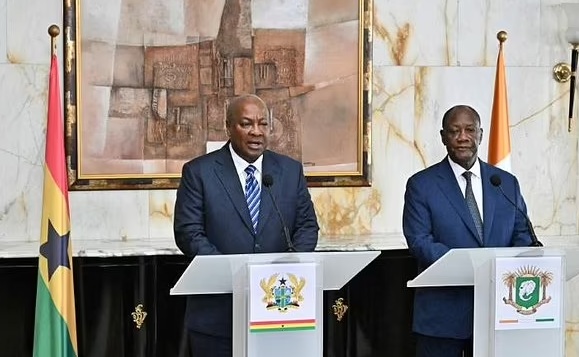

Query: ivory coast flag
[33,53,78,357]
[488,38,512,172]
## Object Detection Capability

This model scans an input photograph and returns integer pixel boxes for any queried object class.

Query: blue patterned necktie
[463,171,483,241]
[245,165,260,233]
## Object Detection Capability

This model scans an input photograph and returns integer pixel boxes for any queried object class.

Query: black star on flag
[40,219,71,281]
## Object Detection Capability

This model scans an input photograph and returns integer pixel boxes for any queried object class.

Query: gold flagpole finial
[497,31,507,44]
[48,25,60,56]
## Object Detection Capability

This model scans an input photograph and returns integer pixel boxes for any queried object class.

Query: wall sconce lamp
[554,3,579,131]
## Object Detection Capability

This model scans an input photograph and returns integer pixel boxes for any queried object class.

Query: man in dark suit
[174,94,319,357]
[402,105,533,357]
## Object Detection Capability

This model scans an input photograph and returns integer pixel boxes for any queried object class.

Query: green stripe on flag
[33,271,77,357]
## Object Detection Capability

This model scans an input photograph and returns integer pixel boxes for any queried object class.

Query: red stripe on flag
[46,55,70,206]
[250,319,316,326]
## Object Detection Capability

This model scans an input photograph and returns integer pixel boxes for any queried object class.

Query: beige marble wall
[1,0,579,354]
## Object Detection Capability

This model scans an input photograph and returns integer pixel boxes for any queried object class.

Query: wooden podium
[171,251,379,357]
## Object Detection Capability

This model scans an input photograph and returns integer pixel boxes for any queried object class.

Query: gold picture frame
[63,0,372,190]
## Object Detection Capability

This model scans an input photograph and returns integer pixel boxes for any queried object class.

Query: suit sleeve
[402,176,450,268]
[174,162,221,256]
[290,165,319,252]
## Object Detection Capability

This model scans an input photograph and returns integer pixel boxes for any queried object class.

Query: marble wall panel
[540,1,579,67]
[6,0,62,64]
[370,65,419,232]
[69,190,150,241]
[149,190,176,239]
[413,67,494,164]
[311,187,380,235]
[0,64,48,242]
[504,67,577,237]
[0,1,7,63]
[372,0,458,66]
[457,0,542,66]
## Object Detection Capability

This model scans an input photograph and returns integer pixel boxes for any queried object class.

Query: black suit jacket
[174,144,319,336]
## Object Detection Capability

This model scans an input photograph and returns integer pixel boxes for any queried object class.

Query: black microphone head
[490,174,502,187]
[263,174,274,187]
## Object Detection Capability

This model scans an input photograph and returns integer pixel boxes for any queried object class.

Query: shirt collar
[229,143,263,174]
[447,156,481,180]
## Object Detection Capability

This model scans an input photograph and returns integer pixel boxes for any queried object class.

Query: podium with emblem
[171,251,379,357]
[407,247,579,357]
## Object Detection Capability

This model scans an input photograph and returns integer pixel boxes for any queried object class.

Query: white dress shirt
[448,157,484,220]
[229,144,264,194]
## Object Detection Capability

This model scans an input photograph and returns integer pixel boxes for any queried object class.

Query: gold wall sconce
[553,62,571,83]
[554,3,579,131]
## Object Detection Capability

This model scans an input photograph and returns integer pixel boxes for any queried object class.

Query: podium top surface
[170,250,380,295]
[407,246,579,288]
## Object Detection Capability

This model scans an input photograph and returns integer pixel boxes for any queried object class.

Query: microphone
[262,175,295,252]
[490,174,543,247]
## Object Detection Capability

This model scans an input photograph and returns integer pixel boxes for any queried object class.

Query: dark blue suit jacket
[174,144,319,337]
[402,158,532,339]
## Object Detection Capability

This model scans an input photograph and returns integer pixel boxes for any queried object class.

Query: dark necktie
[245,165,260,233]
[463,171,483,241]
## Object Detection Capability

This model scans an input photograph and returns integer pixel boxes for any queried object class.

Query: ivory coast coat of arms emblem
[501,265,554,315]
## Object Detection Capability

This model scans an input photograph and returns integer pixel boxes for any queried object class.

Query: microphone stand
[263,177,295,252]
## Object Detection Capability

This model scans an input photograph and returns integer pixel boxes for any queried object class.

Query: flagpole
[48,24,60,56]
[488,30,512,172]
[497,30,507,47]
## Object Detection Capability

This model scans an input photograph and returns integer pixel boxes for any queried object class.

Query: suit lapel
[481,163,497,245]
[255,151,279,236]
[435,159,482,245]
[213,145,254,234]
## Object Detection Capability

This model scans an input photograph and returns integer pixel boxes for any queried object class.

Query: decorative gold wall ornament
[553,62,572,83]
[332,298,349,322]
[131,304,147,329]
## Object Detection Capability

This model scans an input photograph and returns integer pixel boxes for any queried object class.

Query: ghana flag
[33,53,78,357]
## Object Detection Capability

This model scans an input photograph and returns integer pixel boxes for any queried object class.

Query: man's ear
[224,120,230,137]
[440,129,447,145]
